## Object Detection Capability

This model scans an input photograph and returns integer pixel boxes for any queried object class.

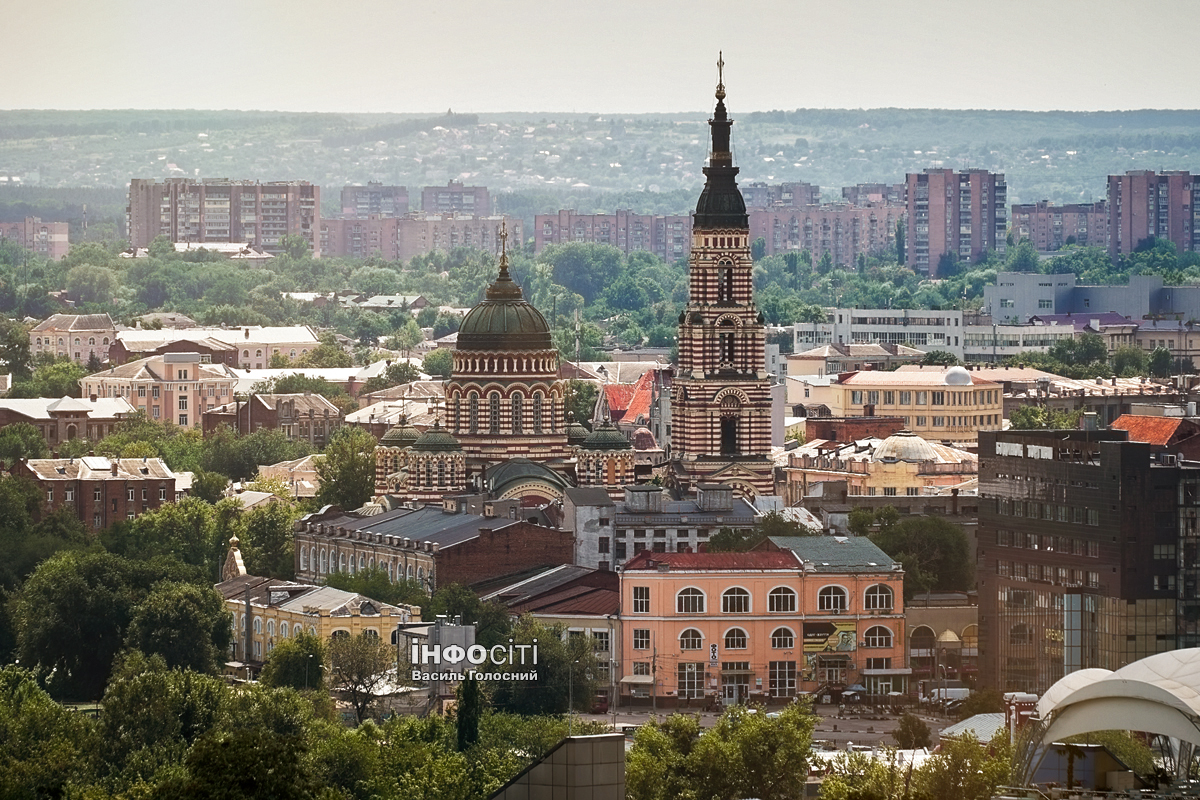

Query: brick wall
[436,521,575,587]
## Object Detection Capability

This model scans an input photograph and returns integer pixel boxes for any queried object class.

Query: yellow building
[783,430,977,504]
[216,538,421,671]
[828,366,1003,446]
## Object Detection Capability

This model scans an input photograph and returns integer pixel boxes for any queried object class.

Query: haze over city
[4,0,1200,113]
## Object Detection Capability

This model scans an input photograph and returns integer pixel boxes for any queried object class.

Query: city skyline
[4,0,1200,114]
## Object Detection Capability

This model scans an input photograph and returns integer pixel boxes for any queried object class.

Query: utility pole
[651,639,658,718]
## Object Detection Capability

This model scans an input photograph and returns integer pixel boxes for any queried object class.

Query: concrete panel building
[792,308,966,359]
[421,181,490,216]
[1108,170,1199,259]
[0,217,69,261]
[1011,201,1108,252]
[533,210,691,262]
[740,181,820,209]
[906,169,1007,276]
[126,178,320,256]
[340,183,408,218]
[747,204,904,265]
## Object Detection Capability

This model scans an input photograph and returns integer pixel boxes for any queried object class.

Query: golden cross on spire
[716,51,726,100]
[498,220,508,258]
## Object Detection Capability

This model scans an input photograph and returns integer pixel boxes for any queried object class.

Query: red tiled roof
[1110,414,1185,446]
[623,370,656,423]
[603,384,637,419]
[622,550,802,571]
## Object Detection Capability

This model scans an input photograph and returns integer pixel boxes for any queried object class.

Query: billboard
[802,621,858,653]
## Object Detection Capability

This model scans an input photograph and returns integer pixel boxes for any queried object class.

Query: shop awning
[620,674,654,685]
[860,668,913,676]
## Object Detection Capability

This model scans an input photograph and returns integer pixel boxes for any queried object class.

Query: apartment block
[1011,200,1108,252]
[533,210,691,261]
[740,181,820,209]
[1108,170,1199,259]
[82,352,239,428]
[14,456,176,529]
[421,181,490,216]
[977,429,1200,694]
[394,214,520,262]
[792,308,965,359]
[842,183,906,207]
[127,178,321,256]
[320,216,400,260]
[906,169,1007,276]
[748,205,904,264]
[0,217,69,260]
[340,183,408,218]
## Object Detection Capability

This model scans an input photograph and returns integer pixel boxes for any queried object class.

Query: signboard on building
[803,621,858,652]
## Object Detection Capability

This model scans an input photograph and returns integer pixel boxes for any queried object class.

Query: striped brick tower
[668,56,775,499]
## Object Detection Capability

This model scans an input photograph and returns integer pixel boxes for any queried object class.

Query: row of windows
[35,336,111,347]
[301,547,427,583]
[451,391,552,435]
[996,529,1101,555]
[848,389,998,406]
[996,562,1101,587]
[631,584,894,614]
[49,485,167,502]
[636,625,895,651]
[996,501,1101,526]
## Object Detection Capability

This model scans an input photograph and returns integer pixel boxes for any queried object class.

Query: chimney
[244,328,250,339]
[111,461,118,476]
[89,393,97,402]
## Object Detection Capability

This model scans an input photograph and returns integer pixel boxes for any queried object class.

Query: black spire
[693,52,747,230]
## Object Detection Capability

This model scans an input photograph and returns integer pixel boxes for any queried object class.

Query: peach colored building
[81,351,239,428]
[618,540,906,707]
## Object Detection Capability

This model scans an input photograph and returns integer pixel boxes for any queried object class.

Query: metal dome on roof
[411,420,462,452]
[456,223,552,352]
[379,415,421,447]
[872,430,939,463]
[944,365,972,385]
[581,418,632,451]
[565,412,591,446]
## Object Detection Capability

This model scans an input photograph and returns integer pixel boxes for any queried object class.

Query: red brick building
[748,205,904,265]
[421,181,490,216]
[906,169,1007,276]
[1011,200,1108,252]
[293,503,574,589]
[340,183,408,218]
[0,396,137,449]
[741,181,820,209]
[0,217,69,261]
[202,392,344,446]
[802,416,906,443]
[1107,170,1199,259]
[13,455,176,530]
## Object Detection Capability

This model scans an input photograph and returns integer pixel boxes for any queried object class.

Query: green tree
[295,342,353,369]
[1008,404,1083,430]
[191,469,229,503]
[751,237,767,261]
[457,674,483,751]
[893,712,932,749]
[954,687,1004,719]
[0,666,97,796]
[124,582,233,674]
[819,751,906,800]
[422,347,453,379]
[326,566,428,612]
[279,233,312,260]
[1111,345,1149,376]
[330,632,394,724]
[563,379,598,423]
[489,616,597,716]
[1149,345,1173,377]
[11,551,206,698]
[65,264,118,305]
[428,583,512,648]
[0,421,49,465]
[895,221,906,264]
[432,312,462,340]
[388,317,424,356]
[9,357,88,398]
[0,317,32,382]
[260,633,327,692]
[360,360,422,395]
[316,426,376,511]
[539,242,623,304]
[921,350,961,366]
[912,732,1012,800]
[242,502,297,579]
[870,515,972,599]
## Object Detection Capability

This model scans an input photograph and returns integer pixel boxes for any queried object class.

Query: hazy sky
[5,0,1199,114]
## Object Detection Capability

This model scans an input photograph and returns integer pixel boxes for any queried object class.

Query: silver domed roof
[872,430,939,463]
[944,366,972,386]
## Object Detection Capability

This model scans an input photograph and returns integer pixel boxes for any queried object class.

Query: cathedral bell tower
[668,55,775,499]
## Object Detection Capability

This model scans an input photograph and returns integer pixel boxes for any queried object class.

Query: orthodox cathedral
[375,62,774,505]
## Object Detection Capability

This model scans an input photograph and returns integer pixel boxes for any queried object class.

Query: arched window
[319,549,327,573]
[676,588,705,614]
[281,622,289,638]
[533,392,544,433]
[338,553,346,572]
[308,626,317,636]
[417,567,425,582]
[243,350,249,358]
[1010,624,1033,645]
[300,548,308,570]
[295,625,302,638]
[722,587,750,613]
[253,618,262,634]
[88,337,95,345]
[74,337,80,345]
[864,626,893,648]
[724,627,748,649]
[511,394,523,434]
[267,620,276,638]
[407,565,414,579]
[310,547,316,573]
[331,630,349,639]
[437,461,446,487]
[358,555,365,571]
[348,558,355,575]
[771,627,795,649]
[818,586,848,612]
[368,557,374,570]
[102,337,108,345]
[489,393,500,434]
[363,629,378,639]
[910,626,936,652]
[719,394,741,455]
[469,393,479,433]
[679,628,703,650]
[717,264,733,303]
[962,624,979,650]
[769,587,797,612]
[865,584,894,611]
[256,349,263,358]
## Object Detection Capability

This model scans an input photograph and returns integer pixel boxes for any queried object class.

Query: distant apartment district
[11,92,1200,727]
